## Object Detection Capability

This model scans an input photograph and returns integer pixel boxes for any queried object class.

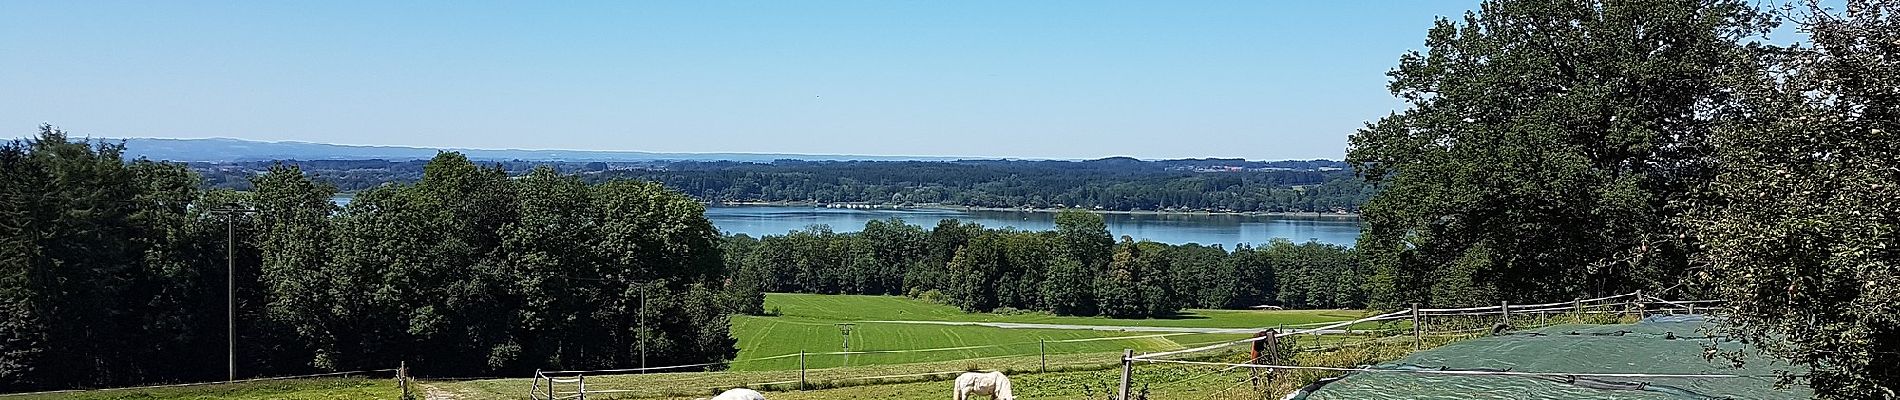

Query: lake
[705,205,1360,247]
[329,196,1360,246]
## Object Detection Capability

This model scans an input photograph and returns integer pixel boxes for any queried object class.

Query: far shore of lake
[708,200,1361,219]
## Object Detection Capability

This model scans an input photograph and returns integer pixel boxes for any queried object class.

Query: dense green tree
[945,233,1007,312]
[251,165,345,369]
[495,166,597,369]
[1094,238,1148,318]
[996,231,1055,310]
[911,219,983,293]
[717,234,768,315]
[1134,241,1179,317]
[1224,244,1276,309]
[1349,0,1773,307]
[0,127,248,389]
[586,179,733,369]
[1053,210,1114,270]
[1039,256,1096,315]
[861,218,927,295]
[1694,1,1900,397]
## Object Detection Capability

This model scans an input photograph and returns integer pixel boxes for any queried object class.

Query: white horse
[704,388,765,400]
[953,371,1015,400]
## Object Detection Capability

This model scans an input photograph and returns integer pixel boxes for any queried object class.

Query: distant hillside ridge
[110,137,972,163]
[104,137,1339,165]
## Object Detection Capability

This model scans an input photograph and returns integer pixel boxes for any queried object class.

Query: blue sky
[1,1,1481,160]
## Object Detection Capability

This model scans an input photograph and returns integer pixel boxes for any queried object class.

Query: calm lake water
[705,205,1361,247]
[329,196,1360,246]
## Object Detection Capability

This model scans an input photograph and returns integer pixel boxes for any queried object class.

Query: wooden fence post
[1501,301,1510,328]
[1574,297,1584,323]
[1411,303,1422,350]
[1040,339,1047,373]
[398,361,409,399]
[1118,349,1133,400]
[799,350,807,390]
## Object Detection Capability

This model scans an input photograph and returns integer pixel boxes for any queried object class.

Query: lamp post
[210,206,256,381]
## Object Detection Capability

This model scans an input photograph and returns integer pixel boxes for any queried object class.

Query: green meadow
[19,294,1370,399]
[727,294,1366,370]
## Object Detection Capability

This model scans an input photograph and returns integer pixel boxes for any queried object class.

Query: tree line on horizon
[718,211,1366,318]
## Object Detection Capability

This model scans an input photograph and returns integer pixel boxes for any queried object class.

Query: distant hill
[110,137,976,163]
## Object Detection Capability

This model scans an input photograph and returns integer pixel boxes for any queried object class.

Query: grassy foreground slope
[2,378,400,400]
[14,295,1366,399]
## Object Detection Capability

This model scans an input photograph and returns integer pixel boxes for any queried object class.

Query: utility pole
[639,284,647,372]
[836,323,856,367]
[211,206,255,381]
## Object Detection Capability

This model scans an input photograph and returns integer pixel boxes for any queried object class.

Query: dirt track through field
[423,383,461,400]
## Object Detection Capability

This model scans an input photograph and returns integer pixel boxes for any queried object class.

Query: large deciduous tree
[1695,1,1900,397]
[1349,0,1773,307]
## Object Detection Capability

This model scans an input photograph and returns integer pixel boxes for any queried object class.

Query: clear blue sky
[1,1,1478,160]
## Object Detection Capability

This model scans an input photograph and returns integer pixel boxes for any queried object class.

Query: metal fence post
[1040,339,1047,373]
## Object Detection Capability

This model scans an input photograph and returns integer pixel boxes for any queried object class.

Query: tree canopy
[1353,0,1896,397]
[1692,0,1900,396]
[1349,0,1773,308]
[0,135,741,390]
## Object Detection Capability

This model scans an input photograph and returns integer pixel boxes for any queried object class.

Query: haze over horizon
[1,1,1474,160]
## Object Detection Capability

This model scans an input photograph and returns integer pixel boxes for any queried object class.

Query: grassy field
[2,378,401,400]
[17,294,1378,399]
[728,294,1366,370]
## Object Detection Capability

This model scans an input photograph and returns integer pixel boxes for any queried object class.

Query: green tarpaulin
[1307,316,1809,400]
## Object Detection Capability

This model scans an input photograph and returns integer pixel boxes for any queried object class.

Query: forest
[0,133,736,391]
[718,213,1364,318]
[190,157,1373,213]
